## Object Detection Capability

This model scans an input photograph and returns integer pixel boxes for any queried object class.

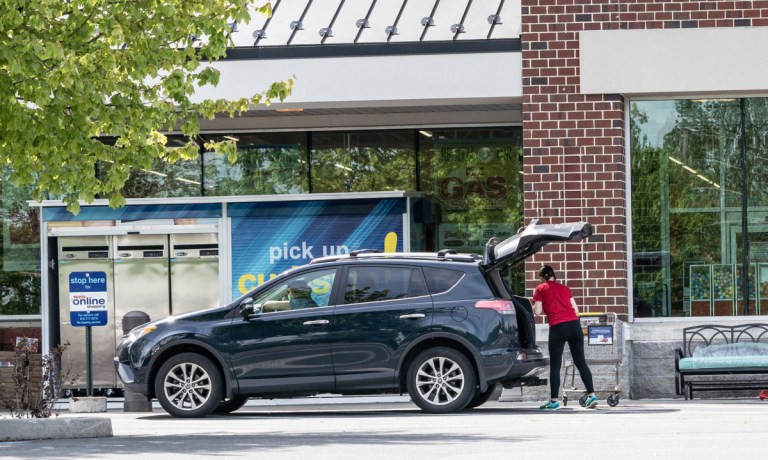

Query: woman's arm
[533,300,544,316]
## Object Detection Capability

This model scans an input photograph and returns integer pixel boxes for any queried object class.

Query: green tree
[0,0,293,213]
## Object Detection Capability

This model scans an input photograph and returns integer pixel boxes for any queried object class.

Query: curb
[0,417,112,442]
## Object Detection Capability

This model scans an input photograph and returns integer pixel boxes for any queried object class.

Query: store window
[418,128,524,292]
[202,132,308,196]
[0,170,41,315]
[97,136,203,198]
[310,130,415,193]
[631,98,768,317]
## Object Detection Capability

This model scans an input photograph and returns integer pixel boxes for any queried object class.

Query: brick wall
[521,1,768,319]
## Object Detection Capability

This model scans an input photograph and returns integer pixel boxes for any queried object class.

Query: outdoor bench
[675,323,768,400]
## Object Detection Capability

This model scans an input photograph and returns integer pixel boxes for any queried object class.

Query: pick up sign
[69,271,109,326]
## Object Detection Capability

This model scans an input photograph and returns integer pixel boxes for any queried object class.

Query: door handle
[399,313,426,320]
[303,319,330,326]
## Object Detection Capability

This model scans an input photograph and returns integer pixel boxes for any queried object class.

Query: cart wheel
[562,395,568,406]
[607,394,620,407]
[578,394,587,407]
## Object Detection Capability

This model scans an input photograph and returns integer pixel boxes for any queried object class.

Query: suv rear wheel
[155,353,223,418]
[406,347,476,413]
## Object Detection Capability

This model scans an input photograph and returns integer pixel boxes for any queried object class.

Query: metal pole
[740,98,750,316]
[85,326,93,397]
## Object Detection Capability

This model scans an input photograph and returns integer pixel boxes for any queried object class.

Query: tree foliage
[0,0,293,212]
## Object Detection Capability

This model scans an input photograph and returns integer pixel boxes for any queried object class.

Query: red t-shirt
[532,280,578,326]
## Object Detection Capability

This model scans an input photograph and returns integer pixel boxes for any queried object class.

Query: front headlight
[126,325,157,342]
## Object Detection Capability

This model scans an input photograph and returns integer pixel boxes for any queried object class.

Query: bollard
[121,311,153,412]
[123,389,153,412]
[122,310,151,334]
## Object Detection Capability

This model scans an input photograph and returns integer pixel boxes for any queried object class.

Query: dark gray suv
[114,219,592,417]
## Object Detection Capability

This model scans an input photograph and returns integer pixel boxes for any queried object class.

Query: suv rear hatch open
[482,219,594,353]
[481,219,594,272]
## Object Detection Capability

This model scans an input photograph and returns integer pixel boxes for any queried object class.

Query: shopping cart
[561,312,623,407]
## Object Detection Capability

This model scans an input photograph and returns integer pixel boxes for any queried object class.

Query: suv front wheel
[154,353,223,418]
[406,347,477,413]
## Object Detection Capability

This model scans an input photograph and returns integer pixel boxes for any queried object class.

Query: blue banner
[230,199,405,297]
[43,203,221,221]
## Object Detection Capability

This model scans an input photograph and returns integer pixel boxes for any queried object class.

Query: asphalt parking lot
[1,396,766,459]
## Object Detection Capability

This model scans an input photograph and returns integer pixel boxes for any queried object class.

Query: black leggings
[548,320,594,399]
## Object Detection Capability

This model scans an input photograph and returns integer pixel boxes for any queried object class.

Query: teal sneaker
[539,400,560,410]
[583,394,598,409]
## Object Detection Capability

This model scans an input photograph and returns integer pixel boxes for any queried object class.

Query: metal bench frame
[674,323,768,400]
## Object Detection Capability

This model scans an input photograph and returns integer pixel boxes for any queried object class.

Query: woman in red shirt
[532,265,598,410]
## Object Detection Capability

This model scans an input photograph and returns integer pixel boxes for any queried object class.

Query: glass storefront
[202,132,309,195]
[0,127,523,317]
[0,170,41,315]
[310,130,416,193]
[631,98,768,317]
[418,128,525,291]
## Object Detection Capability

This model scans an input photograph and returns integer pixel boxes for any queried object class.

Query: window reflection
[310,130,415,193]
[418,128,524,292]
[97,136,202,199]
[202,132,308,196]
[0,169,41,315]
[631,98,768,317]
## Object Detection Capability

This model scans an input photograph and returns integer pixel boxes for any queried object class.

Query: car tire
[464,383,499,409]
[407,347,477,413]
[155,353,223,418]
[213,395,250,414]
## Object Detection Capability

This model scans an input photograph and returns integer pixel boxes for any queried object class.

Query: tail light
[475,299,515,315]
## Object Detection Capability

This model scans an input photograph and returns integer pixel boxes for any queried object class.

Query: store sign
[69,271,109,326]
[229,199,405,297]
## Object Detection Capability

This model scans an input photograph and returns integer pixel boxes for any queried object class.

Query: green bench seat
[679,355,768,370]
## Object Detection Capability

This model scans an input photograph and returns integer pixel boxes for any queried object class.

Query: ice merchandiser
[58,235,117,389]
[169,233,220,315]
[113,234,171,349]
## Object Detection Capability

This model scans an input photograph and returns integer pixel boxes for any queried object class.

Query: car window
[251,269,336,313]
[410,269,429,297]
[422,267,464,294]
[344,266,424,304]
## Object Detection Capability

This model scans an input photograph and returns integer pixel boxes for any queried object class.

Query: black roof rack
[349,249,381,257]
[437,249,457,257]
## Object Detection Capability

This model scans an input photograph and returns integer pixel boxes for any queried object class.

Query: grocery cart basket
[561,312,623,407]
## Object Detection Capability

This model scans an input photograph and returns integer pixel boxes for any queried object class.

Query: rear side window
[344,266,427,304]
[422,268,464,294]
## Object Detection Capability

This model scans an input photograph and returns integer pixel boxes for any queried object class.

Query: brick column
[521,0,627,318]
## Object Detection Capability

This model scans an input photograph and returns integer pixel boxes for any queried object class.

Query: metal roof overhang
[191,40,523,132]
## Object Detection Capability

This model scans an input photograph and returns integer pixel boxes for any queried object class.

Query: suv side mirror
[239,297,257,319]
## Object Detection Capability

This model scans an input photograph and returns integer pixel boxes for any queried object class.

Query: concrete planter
[0,417,112,442]
[69,396,108,413]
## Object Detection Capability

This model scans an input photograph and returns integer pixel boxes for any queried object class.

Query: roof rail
[349,249,381,257]
[310,250,481,265]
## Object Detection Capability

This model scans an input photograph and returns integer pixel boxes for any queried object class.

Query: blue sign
[229,199,405,298]
[69,271,109,326]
